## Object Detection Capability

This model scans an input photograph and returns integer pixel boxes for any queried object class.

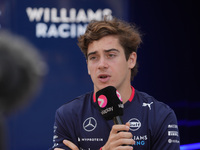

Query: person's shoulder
[56,91,93,114]
[135,89,173,112]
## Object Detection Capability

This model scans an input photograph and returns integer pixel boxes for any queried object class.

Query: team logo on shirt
[167,124,180,144]
[142,102,153,110]
[128,118,141,131]
[83,117,97,132]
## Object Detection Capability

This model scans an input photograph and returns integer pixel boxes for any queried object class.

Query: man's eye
[89,56,97,60]
[108,53,116,58]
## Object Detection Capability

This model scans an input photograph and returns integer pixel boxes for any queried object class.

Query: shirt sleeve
[151,107,180,150]
[49,107,78,150]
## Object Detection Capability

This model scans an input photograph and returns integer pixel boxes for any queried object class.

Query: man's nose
[98,57,108,69]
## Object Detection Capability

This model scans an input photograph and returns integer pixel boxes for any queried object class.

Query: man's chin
[94,84,115,92]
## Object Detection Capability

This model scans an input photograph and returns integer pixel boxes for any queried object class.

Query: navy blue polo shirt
[50,87,180,150]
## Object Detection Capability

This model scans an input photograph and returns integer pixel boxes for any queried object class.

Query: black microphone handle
[113,116,133,147]
[113,116,123,124]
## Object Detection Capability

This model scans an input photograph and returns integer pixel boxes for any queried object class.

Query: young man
[50,17,180,150]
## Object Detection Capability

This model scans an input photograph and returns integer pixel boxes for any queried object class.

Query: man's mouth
[100,75,108,78]
[98,74,111,82]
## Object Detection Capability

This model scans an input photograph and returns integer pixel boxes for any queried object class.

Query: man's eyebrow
[87,49,120,58]
[87,51,97,58]
[105,48,120,53]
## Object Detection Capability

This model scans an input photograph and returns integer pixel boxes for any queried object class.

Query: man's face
[87,35,136,93]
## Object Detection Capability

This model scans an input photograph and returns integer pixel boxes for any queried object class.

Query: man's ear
[128,52,137,69]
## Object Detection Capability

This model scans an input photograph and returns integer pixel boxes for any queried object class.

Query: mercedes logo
[83,117,97,132]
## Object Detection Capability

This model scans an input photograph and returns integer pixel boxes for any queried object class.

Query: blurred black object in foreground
[0,30,47,149]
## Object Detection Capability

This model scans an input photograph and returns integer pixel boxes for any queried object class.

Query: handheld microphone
[96,86,124,124]
[96,86,133,147]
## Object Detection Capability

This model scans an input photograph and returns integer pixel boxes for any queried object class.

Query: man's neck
[117,85,132,104]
